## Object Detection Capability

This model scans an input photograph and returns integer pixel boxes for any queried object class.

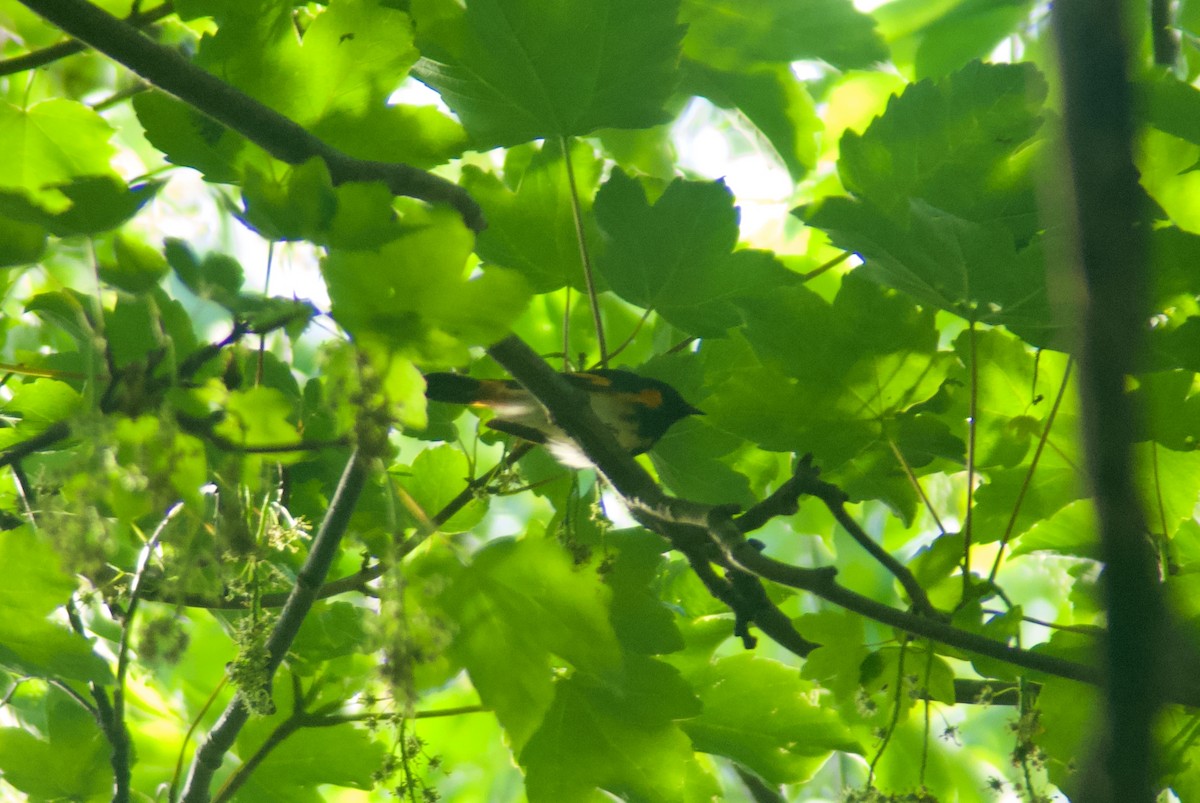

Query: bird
[424,368,702,468]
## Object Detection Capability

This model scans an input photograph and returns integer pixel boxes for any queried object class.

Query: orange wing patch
[635,388,664,409]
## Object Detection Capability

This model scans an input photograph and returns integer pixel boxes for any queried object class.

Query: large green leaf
[679,0,887,70]
[602,529,685,656]
[393,445,488,534]
[134,90,248,183]
[412,0,684,147]
[702,275,953,518]
[0,527,110,682]
[682,653,861,785]
[189,0,417,125]
[0,99,117,212]
[236,721,387,798]
[520,656,715,802]
[464,140,604,293]
[322,206,529,365]
[805,197,1062,347]
[835,60,1047,238]
[0,216,44,267]
[0,176,160,237]
[440,536,623,750]
[0,689,112,799]
[875,0,1038,79]
[594,169,796,336]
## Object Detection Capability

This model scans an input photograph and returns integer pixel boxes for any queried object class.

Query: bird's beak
[684,403,704,416]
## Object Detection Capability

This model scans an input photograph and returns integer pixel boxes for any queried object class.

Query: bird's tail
[424,372,487,404]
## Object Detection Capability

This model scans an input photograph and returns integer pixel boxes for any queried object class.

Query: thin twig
[112,502,183,802]
[0,1,174,76]
[181,449,370,802]
[800,250,853,282]
[867,637,910,787]
[17,0,485,229]
[987,357,1074,585]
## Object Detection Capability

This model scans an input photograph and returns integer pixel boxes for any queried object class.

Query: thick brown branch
[1055,0,1167,799]
[17,0,485,230]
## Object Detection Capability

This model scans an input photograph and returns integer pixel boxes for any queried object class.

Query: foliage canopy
[0,0,1198,801]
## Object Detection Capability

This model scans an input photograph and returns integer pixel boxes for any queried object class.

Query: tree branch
[1054,1,1167,800]
[0,1,174,76]
[484,334,1200,707]
[17,0,485,231]
[180,448,370,803]
[764,455,941,619]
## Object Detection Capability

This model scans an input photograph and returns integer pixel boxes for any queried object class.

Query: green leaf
[322,206,529,364]
[650,417,755,507]
[520,656,716,803]
[24,290,97,350]
[0,176,161,237]
[0,617,114,683]
[99,234,169,294]
[873,0,1038,80]
[703,275,950,518]
[796,610,870,703]
[837,60,1047,236]
[0,527,78,617]
[413,0,684,147]
[394,445,487,533]
[133,91,248,183]
[165,238,245,305]
[214,386,302,450]
[0,689,112,799]
[106,294,159,368]
[441,536,623,750]
[239,157,339,243]
[1,379,81,437]
[237,721,387,796]
[312,103,469,170]
[594,170,796,336]
[971,467,1086,546]
[682,60,820,181]
[191,0,417,126]
[916,2,1037,79]
[805,198,1062,347]
[0,99,116,212]
[1145,75,1200,146]
[0,527,110,682]
[0,216,45,267]
[944,328,1074,469]
[682,653,861,784]
[679,0,887,70]
[603,529,684,655]
[1134,369,1200,448]
[464,140,604,293]
[290,602,370,665]
[1010,499,1099,559]
[1137,443,1200,537]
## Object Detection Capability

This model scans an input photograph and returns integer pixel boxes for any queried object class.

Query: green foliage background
[0,0,1198,801]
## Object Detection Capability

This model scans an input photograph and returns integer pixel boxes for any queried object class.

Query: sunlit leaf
[413,0,684,147]
[0,99,116,212]
[595,169,797,336]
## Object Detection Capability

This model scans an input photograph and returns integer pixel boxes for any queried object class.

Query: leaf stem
[962,319,979,603]
[559,135,607,366]
[986,357,1073,585]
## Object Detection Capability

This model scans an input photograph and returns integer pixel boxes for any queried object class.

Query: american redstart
[424,369,702,468]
